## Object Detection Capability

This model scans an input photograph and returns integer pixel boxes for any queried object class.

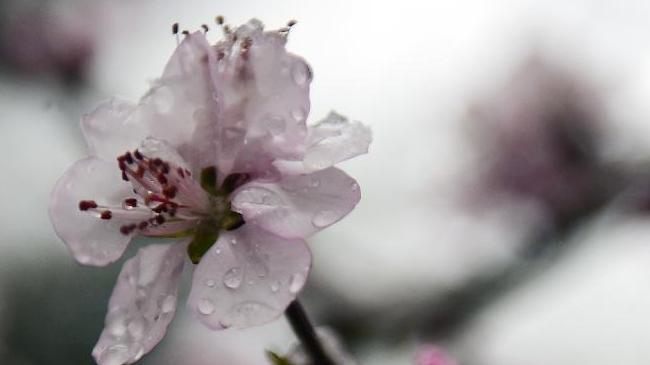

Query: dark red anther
[120,226,130,235]
[133,149,143,160]
[100,210,112,220]
[79,200,98,211]
[138,221,148,230]
[172,22,179,35]
[157,173,168,185]
[124,152,134,164]
[161,162,170,174]
[168,207,177,217]
[202,24,209,33]
[152,204,167,213]
[121,171,129,181]
[124,198,137,207]
[163,186,177,199]
[155,215,166,225]
[152,158,163,167]
[135,166,145,178]
[118,160,127,171]
[182,30,190,36]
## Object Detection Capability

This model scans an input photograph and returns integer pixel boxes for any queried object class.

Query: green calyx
[187,166,250,264]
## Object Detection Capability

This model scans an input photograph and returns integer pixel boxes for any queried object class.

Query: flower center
[78,149,249,264]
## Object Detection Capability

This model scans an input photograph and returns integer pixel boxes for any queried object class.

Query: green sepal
[220,172,251,195]
[221,210,245,231]
[200,166,219,196]
[187,221,219,264]
[265,351,296,365]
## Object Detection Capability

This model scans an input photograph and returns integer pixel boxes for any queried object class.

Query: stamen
[79,200,98,211]
[155,215,166,225]
[100,210,112,220]
[201,24,209,33]
[172,22,179,35]
[121,171,129,181]
[124,198,137,207]
[163,186,177,199]
[215,15,224,25]
[124,152,134,164]
[134,149,143,160]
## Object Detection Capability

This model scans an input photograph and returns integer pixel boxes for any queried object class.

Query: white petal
[92,242,187,365]
[187,224,311,330]
[274,111,372,174]
[211,21,312,175]
[81,98,147,162]
[231,167,361,239]
[49,157,133,266]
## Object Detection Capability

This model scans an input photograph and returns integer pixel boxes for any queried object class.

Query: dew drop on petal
[270,281,280,292]
[205,279,216,288]
[198,298,215,315]
[223,267,242,289]
[291,108,306,122]
[127,318,144,340]
[312,210,339,228]
[230,237,237,245]
[161,294,176,313]
[265,115,286,136]
[289,273,306,294]
[133,347,145,362]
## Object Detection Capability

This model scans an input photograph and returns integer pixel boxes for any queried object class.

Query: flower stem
[285,300,336,365]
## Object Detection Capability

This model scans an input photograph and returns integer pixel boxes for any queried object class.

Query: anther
[163,186,177,199]
[161,162,170,174]
[124,152,134,164]
[157,173,168,185]
[100,210,112,220]
[216,15,224,25]
[121,171,129,181]
[79,200,98,211]
[124,198,137,207]
[182,30,190,36]
[155,215,166,225]
[172,22,179,35]
[138,221,148,230]
[133,149,143,160]
[288,19,297,27]
[202,24,209,33]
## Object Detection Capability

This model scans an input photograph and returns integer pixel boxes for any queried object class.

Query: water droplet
[230,237,237,245]
[223,267,242,289]
[161,295,176,313]
[127,319,144,339]
[77,255,91,265]
[107,317,127,337]
[265,115,286,136]
[214,248,222,255]
[205,279,216,288]
[292,62,310,86]
[198,298,215,315]
[270,281,281,292]
[291,108,306,122]
[224,126,245,141]
[312,210,338,227]
[289,273,306,294]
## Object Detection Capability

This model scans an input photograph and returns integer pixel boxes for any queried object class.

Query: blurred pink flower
[49,19,370,365]
[415,345,458,365]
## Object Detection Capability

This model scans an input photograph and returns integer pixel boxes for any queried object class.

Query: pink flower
[415,345,458,365]
[49,19,370,365]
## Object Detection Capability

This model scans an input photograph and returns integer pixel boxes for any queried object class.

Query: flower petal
[81,98,147,162]
[49,157,133,266]
[231,167,361,239]
[187,224,311,330]
[145,32,219,170]
[212,20,312,176]
[92,242,187,365]
[274,111,372,174]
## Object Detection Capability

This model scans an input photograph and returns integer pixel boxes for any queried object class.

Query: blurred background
[3,0,650,364]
